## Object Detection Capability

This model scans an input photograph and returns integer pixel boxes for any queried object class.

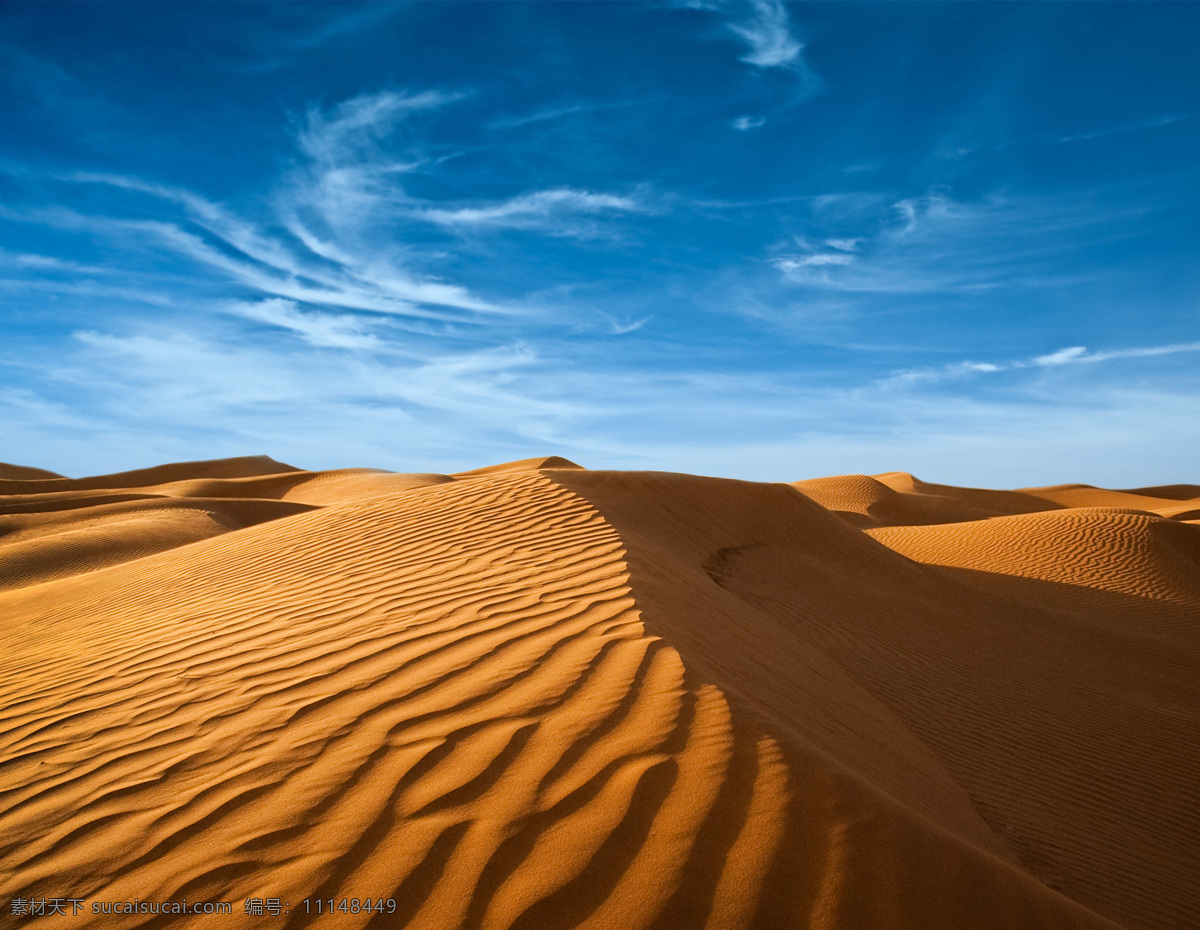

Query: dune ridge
[2,457,1196,929]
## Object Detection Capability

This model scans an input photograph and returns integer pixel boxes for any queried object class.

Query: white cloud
[1033,346,1088,366]
[727,0,803,69]
[1034,341,1200,365]
[876,341,1200,388]
[731,115,766,131]
[892,194,958,235]
[59,169,503,318]
[0,247,116,275]
[224,298,381,350]
[7,252,68,270]
[875,360,1004,389]
[603,314,652,335]
[281,213,356,265]
[762,189,1151,297]
[69,172,314,277]
[63,323,574,442]
[297,88,461,166]
[141,219,453,319]
[71,329,309,408]
[774,253,854,272]
[52,87,650,336]
[1103,341,1200,360]
[0,275,175,307]
[418,188,648,232]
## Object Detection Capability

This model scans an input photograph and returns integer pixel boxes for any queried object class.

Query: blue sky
[2,1,1197,485]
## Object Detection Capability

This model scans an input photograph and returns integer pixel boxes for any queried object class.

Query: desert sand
[1,456,1197,929]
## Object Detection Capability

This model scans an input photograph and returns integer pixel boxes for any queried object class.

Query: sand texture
[2,458,1197,929]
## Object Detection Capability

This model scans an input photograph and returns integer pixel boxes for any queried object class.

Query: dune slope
[2,458,1196,929]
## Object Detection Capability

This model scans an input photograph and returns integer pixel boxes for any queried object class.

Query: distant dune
[2,457,1197,929]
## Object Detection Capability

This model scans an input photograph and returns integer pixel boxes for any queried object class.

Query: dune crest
[2,458,1196,929]
[454,456,584,477]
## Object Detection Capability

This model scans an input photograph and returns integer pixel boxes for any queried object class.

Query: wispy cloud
[491,103,591,131]
[66,311,558,411]
[1032,342,1200,365]
[774,253,853,271]
[418,188,649,233]
[726,0,803,69]
[768,190,1146,296]
[0,274,176,307]
[0,247,116,275]
[876,360,1006,389]
[279,87,467,251]
[0,80,666,411]
[731,115,766,131]
[489,99,647,131]
[58,160,504,320]
[673,0,819,115]
[601,314,652,336]
[0,76,673,471]
[223,298,382,350]
[145,210,489,319]
[1032,346,1088,366]
[53,321,580,465]
[280,88,648,261]
[296,88,460,166]
[68,172,314,277]
[878,341,1200,388]
[1056,114,1187,144]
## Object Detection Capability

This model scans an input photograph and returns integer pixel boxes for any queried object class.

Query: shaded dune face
[1,460,1196,929]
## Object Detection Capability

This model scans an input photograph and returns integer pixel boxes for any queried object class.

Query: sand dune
[0,462,64,481]
[796,471,1200,532]
[792,472,1065,528]
[2,458,1196,929]
[0,496,315,592]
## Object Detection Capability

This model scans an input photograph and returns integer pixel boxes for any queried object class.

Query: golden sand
[2,456,1196,929]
